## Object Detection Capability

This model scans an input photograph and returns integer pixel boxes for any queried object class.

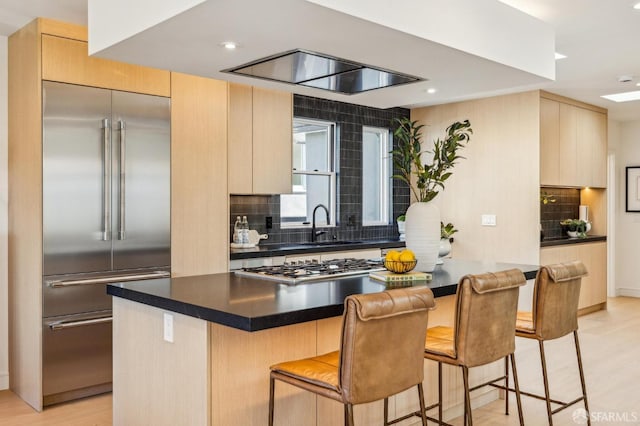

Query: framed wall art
[626,166,640,212]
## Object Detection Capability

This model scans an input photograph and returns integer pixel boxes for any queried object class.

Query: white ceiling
[2,0,640,122]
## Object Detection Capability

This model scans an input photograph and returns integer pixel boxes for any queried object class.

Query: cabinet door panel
[228,83,254,194]
[558,103,578,186]
[41,34,170,96]
[252,88,292,194]
[540,242,606,311]
[540,98,559,185]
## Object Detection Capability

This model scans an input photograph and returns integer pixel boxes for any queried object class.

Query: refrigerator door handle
[46,271,171,288]
[49,316,113,331]
[102,118,111,241]
[118,119,126,240]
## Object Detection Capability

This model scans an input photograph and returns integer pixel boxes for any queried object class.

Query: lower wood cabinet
[540,241,607,312]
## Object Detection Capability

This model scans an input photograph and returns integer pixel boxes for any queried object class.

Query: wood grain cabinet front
[540,241,607,313]
[228,83,293,194]
[539,93,607,188]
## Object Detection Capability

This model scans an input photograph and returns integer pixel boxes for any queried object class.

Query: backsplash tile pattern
[540,187,581,239]
[230,95,410,245]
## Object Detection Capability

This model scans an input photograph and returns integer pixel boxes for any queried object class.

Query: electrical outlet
[265,216,273,229]
[163,313,174,343]
[481,214,497,226]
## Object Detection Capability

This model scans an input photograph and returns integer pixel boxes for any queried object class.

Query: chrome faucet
[311,204,330,242]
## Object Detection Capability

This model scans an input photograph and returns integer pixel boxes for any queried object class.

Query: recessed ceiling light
[221,41,238,50]
[427,88,437,94]
[554,52,567,60]
[634,2,640,9]
[601,90,640,102]
[636,82,640,86]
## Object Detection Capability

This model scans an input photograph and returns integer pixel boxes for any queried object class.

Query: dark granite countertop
[107,259,539,332]
[540,234,606,247]
[230,239,406,260]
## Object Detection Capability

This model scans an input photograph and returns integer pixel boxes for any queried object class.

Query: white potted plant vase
[405,202,440,272]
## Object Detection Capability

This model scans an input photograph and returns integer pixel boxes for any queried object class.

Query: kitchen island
[107,259,537,425]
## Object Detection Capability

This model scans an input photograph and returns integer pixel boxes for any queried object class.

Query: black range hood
[223,49,423,95]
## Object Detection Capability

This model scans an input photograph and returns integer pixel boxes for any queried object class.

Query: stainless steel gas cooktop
[234,258,385,284]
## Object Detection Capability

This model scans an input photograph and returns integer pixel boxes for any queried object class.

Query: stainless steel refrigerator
[41,81,171,405]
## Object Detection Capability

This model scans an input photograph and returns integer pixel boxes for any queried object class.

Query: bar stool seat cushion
[271,351,340,393]
[424,326,456,359]
[515,312,535,334]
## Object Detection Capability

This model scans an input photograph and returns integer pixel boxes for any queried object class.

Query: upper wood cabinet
[539,92,607,188]
[41,33,170,96]
[228,83,292,194]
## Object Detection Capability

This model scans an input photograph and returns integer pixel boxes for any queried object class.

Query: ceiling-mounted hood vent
[223,49,423,95]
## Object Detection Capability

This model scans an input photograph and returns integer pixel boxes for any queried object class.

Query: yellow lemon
[385,250,400,261]
[399,249,415,262]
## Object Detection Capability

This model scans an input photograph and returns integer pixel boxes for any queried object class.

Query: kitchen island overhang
[106,259,538,332]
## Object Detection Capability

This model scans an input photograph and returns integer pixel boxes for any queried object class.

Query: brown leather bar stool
[268,287,436,426]
[422,269,526,426]
[514,261,590,425]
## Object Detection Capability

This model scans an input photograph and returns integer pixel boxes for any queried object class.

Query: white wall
[615,120,640,297]
[0,35,9,390]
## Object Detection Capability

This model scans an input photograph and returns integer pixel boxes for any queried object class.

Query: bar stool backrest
[338,287,435,405]
[532,261,588,340]
[454,269,526,368]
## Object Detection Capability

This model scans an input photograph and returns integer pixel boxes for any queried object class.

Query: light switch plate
[163,313,174,343]
[481,214,497,226]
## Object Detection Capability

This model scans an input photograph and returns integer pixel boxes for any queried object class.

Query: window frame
[361,125,392,226]
[280,117,337,229]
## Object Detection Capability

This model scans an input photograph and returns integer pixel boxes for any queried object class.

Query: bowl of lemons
[383,249,417,273]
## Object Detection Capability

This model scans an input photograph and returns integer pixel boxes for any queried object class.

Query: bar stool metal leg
[383,397,388,425]
[574,331,591,426]
[539,340,554,426]
[504,356,510,415]
[417,383,428,426]
[510,353,525,426]
[438,362,443,425]
[345,403,354,426]
[462,365,473,426]
[268,377,275,426]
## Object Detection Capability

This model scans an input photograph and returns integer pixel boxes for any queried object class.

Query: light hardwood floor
[1,297,639,426]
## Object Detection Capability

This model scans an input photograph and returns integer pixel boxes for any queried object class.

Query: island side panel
[112,298,209,426]
[209,321,316,426]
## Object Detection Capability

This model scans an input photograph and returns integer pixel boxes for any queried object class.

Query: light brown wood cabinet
[539,92,607,188]
[228,83,293,194]
[171,73,229,276]
[540,241,607,312]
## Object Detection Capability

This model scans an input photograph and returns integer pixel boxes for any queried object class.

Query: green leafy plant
[396,214,406,222]
[560,219,587,238]
[441,222,458,239]
[391,118,473,202]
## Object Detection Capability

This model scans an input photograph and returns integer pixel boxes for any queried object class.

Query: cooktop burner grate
[234,258,385,284]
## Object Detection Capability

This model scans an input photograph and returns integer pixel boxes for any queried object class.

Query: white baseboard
[616,288,640,298]
[0,372,8,390]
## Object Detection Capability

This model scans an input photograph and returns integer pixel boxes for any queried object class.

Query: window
[280,118,336,227]
[362,126,391,225]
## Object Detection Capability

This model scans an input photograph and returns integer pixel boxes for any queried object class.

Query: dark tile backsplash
[540,187,581,239]
[230,95,411,245]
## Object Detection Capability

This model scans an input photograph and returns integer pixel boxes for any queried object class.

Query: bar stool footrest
[490,383,586,413]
